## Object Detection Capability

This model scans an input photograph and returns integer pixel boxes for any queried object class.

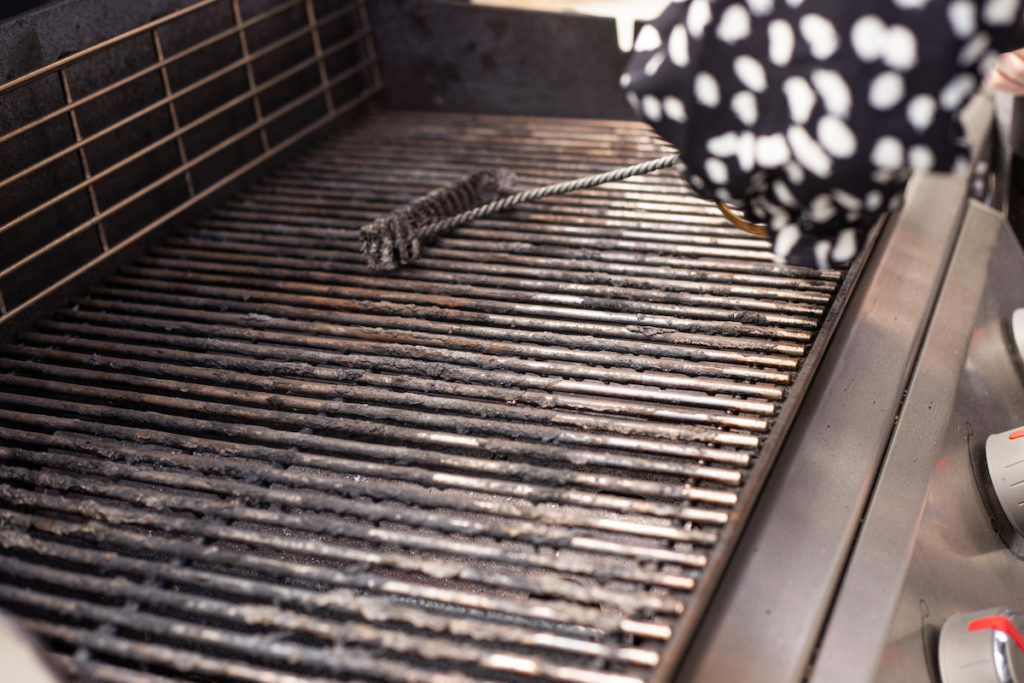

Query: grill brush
[359,153,768,271]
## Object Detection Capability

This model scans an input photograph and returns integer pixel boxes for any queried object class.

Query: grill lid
[0,111,847,682]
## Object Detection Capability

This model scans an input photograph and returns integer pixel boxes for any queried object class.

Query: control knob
[940,608,1024,683]
[1010,308,1024,369]
[985,428,1024,538]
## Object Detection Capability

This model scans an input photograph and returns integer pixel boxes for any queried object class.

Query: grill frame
[0,2,882,681]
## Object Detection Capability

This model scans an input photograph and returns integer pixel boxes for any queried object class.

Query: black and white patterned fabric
[622,0,1023,268]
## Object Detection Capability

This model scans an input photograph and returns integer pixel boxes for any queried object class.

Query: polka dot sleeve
[622,0,1023,269]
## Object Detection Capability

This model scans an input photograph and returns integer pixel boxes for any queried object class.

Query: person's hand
[987,48,1024,95]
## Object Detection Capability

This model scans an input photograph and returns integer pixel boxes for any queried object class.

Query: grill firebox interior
[0,2,849,681]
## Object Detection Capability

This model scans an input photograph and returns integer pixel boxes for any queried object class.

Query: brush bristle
[361,169,516,270]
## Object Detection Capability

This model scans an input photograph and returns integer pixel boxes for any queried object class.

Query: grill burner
[0,111,845,681]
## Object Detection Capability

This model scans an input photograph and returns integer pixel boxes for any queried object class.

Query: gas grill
[2,1,1024,682]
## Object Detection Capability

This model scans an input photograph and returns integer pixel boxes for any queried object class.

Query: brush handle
[417,153,682,240]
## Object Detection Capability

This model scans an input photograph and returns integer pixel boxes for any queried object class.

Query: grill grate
[0,112,844,682]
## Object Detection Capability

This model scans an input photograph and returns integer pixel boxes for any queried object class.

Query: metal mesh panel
[0,0,381,322]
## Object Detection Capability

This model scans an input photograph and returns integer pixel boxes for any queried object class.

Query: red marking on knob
[1010,429,1024,440]
[969,615,1024,654]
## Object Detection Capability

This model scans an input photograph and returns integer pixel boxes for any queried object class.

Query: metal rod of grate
[0,112,844,682]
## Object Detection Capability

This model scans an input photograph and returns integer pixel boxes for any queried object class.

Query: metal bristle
[361,169,518,270]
